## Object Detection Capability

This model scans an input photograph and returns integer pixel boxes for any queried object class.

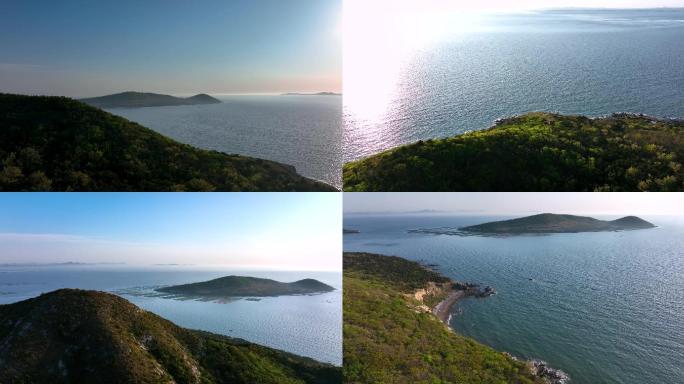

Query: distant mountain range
[156,276,335,298]
[0,289,340,383]
[460,213,655,234]
[80,91,222,108]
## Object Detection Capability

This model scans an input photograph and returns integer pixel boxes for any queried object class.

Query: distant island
[343,112,684,192]
[344,252,565,383]
[460,213,655,234]
[80,91,222,108]
[343,228,360,234]
[0,94,336,192]
[155,276,335,298]
[0,289,340,383]
[281,92,341,96]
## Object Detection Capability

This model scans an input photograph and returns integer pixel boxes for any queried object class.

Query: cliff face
[343,252,543,384]
[343,112,684,192]
[0,289,341,384]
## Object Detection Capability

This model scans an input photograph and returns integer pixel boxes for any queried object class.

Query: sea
[343,214,684,384]
[107,94,342,188]
[0,267,342,366]
[343,8,684,162]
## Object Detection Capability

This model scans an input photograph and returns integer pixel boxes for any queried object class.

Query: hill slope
[0,94,335,191]
[344,252,544,384]
[344,112,684,191]
[80,91,221,108]
[0,289,340,384]
[156,276,335,297]
[460,213,655,234]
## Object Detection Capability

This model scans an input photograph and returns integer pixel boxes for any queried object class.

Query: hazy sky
[0,0,341,97]
[344,193,684,216]
[0,193,341,270]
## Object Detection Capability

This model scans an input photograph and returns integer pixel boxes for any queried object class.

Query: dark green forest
[343,252,543,384]
[344,112,684,191]
[0,289,340,384]
[0,94,335,191]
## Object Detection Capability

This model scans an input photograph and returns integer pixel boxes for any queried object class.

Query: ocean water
[343,214,684,384]
[344,8,684,161]
[0,266,342,365]
[108,95,342,188]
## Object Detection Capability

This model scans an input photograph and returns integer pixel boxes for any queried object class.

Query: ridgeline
[0,289,341,384]
[344,112,684,192]
[460,213,655,234]
[156,276,335,298]
[0,94,336,191]
[80,91,221,108]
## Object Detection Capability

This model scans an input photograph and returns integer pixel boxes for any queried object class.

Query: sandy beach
[432,290,465,324]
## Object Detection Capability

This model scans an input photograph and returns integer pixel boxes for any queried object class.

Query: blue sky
[0,0,341,97]
[0,193,341,270]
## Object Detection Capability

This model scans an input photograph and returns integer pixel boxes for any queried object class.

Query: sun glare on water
[343,0,486,124]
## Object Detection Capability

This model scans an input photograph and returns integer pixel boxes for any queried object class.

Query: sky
[0,0,341,97]
[0,193,342,270]
[344,193,684,216]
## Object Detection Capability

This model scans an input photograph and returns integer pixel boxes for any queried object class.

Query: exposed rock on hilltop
[0,289,341,384]
[460,213,655,234]
[155,276,335,298]
[80,91,221,108]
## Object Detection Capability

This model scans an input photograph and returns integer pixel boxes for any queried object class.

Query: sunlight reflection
[343,0,486,124]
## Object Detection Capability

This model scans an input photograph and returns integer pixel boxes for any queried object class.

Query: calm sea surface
[343,214,684,384]
[344,9,684,161]
[0,267,342,365]
[108,95,342,188]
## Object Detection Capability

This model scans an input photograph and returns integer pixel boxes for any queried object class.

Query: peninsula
[343,112,684,192]
[80,91,221,108]
[155,276,335,298]
[460,213,655,234]
[343,252,565,383]
[0,289,340,383]
[0,94,336,192]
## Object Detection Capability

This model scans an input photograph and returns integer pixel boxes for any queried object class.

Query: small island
[80,91,222,108]
[460,213,655,234]
[155,275,335,298]
[343,228,360,234]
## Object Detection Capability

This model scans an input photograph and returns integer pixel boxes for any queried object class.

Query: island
[0,94,336,192]
[343,112,684,192]
[343,252,567,383]
[459,213,655,234]
[80,91,222,108]
[343,228,360,234]
[0,289,340,383]
[155,276,335,298]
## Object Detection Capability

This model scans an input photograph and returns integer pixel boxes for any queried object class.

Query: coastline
[432,289,465,324]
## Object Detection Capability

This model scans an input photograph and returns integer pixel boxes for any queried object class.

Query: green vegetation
[0,289,340,384]
[80,91,221,108]
[0,94,335,191]
[344,112,684,191]
[343,252,543,384]
[460,213,655,234]
[156,276,335,297]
